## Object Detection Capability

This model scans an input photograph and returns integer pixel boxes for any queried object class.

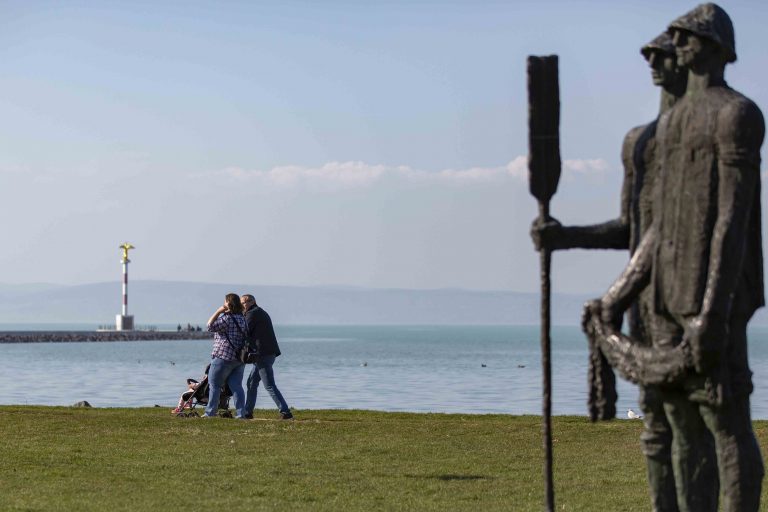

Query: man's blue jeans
[245,355,290,415]
[205,357,246,418]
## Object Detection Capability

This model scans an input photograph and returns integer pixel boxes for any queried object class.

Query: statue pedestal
[116,315,134,331]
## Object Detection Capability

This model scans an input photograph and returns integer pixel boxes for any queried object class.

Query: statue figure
[119,242,135,263]
[585,4,764,511]
[532,31,695,511]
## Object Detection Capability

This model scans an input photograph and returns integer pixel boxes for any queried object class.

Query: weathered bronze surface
[531,3,765,511]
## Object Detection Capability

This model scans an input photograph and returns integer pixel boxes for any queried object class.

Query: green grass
[1,407,767,511]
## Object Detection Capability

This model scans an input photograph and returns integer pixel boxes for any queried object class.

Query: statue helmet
[667,3,737,63]
[640,32,676,62]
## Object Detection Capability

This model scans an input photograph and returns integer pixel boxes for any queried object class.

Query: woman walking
[204,293,247,418]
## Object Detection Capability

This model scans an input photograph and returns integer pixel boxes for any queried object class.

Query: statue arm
[599,226,655,325]
[546,219,629,250]
[690,101,765,371]
[598,124,654,313]
[531,127,639,252]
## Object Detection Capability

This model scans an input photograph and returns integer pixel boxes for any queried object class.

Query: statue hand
[598,298,623,333]
[684,315,728,374]
[581,299,603,337]
[530,217,564,252]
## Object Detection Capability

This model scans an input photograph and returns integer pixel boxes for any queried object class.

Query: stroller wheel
[221,410,233,419]
[188,411,200,418]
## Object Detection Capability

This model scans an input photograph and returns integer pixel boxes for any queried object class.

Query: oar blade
[527,55,561,204]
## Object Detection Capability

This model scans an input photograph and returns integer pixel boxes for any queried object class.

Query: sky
[0,0,766,294]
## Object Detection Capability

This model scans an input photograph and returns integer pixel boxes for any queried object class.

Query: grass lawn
[1,407,767,511]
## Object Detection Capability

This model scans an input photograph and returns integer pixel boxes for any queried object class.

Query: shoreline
[0,330,212,343]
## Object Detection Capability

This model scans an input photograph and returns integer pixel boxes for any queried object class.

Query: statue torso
[653,86,764,317]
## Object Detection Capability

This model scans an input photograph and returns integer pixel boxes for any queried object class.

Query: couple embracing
[204,293,293,420]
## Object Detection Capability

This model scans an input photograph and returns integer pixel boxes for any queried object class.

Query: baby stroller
[172,365,234,418]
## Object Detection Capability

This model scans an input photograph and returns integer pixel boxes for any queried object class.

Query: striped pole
[117,243,135,330]
[122,259,129,317]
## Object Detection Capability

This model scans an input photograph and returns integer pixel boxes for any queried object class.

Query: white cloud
[212,156,610,190]
[506,156,528,178]
[563,158,609,175]
[218,162,391,189]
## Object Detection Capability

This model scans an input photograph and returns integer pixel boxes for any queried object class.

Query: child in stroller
[171,378,199,413]
[172,364,234,418]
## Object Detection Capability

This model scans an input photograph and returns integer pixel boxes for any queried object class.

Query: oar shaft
[539,201,554,511]
[527,54,560,512]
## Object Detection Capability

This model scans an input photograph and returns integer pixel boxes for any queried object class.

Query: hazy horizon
[0,278,608,295]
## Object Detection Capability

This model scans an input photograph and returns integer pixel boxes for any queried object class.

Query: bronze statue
[532,31,695,511]
[119,242,135,263]
[583,3,764,511]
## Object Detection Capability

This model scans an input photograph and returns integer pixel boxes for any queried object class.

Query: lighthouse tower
[115,242,135,331]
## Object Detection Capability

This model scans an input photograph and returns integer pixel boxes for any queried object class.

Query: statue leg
[639,385,679,512]
[662,390,719,512]
[697,318,763,512]
[638,304,679,511]
[699,397,763,512]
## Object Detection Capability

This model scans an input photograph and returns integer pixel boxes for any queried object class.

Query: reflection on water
[2,325,768,418]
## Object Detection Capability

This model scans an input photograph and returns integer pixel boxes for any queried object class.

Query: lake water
[3,325,768,418]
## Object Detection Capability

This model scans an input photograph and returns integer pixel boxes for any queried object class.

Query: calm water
[3,325,768,418]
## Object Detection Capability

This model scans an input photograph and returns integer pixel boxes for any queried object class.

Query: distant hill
[0,280,766,327]
[0,280,590,326]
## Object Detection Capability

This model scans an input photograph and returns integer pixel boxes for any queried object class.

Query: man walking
[241,294,293,420]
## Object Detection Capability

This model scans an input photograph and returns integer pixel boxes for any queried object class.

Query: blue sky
[0,1,766,293]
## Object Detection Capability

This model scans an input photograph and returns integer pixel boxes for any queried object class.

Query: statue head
[668,3,736,68]
[641,32,686,90]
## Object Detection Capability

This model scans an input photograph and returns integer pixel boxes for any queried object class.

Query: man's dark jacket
[244,305,281,357]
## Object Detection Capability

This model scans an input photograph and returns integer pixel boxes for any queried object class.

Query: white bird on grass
[627,409,643,420]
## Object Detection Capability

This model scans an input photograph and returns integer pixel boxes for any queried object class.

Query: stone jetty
[0,331,213,343]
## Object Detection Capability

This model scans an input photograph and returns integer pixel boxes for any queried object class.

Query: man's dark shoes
[244,414,254,420]
[280,411,294,420]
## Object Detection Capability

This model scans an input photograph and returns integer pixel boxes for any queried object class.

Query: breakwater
[0,331,213,343]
